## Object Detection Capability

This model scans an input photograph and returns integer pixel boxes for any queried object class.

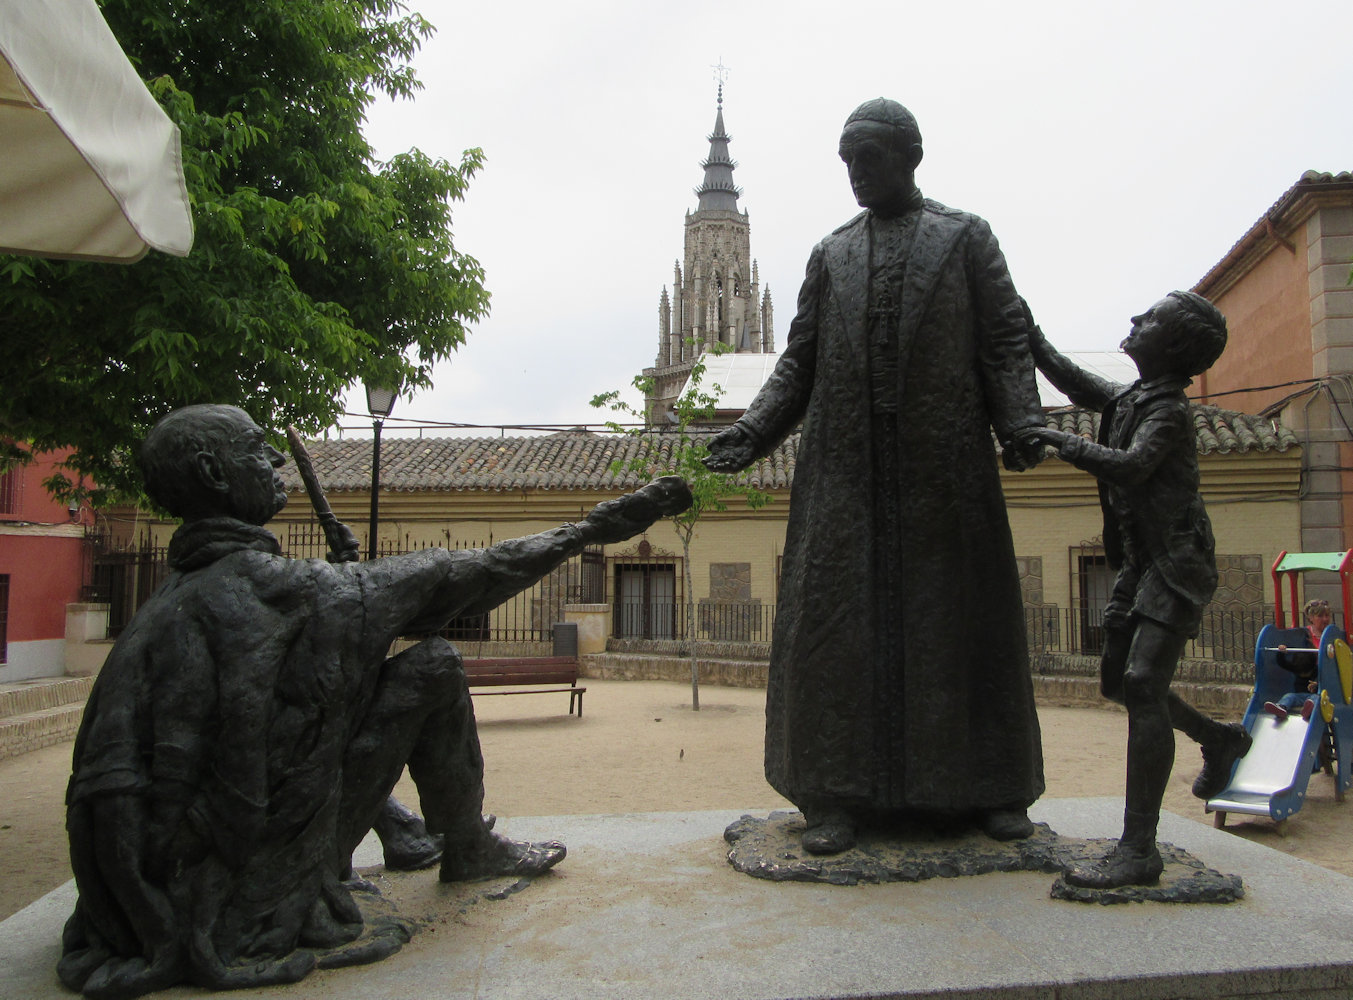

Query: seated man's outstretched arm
[395,477,692,631]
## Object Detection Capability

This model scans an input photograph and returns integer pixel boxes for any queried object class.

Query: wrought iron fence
[606,600,1272,658]
[85,533,169,637]
[88,526,605,644]
[80,526,1276,663]
[612,600,777,642]
[697,599,774,641]
[1024,604,1276,662]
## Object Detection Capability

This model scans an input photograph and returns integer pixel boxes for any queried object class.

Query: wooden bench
[463,656,586,716]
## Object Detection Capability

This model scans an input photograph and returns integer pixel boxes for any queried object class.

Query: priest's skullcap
[845,98,920,141]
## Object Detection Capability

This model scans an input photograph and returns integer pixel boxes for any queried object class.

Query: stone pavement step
[6,800,1353,999]
[585,653,1252,714]
[0,703,86,762]
[0,676,93,761]
[1033,673,1251,714]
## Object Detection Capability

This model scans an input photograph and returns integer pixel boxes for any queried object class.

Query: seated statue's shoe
[1064,843,1163,889]
[801,812,856,855]
[440,832,566,882]
[383,832,444,871]
[1192,722,1253,799]
[342,874,382,894]
[981,808,1035,841]
[375,795,445,871]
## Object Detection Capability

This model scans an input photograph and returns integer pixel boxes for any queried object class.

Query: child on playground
[1267,597,1331,722]
[1019,291,1251,889]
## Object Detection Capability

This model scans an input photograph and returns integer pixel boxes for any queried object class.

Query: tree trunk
[683,536,699,711]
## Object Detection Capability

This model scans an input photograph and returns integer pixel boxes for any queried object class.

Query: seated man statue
[59,403,691,999]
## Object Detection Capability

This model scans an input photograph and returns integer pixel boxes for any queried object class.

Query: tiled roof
[1195,170,1353,296]
[687,350,1142,411]
[1044,405,1299,456]
[283,406,1296,495]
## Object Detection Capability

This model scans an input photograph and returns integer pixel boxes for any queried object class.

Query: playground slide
[1206,623,1353,828]
[1205,702,1327,825]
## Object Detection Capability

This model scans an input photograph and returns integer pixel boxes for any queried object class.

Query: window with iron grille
[0,574,9,663]
[0,469,15,515]
[580,545,605,603]
[1072,545,1113,654]
[614,563,678,639]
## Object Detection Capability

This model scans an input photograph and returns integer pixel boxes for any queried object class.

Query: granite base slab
[3,798,1352,1000]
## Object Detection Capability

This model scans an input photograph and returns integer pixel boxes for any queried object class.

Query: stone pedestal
[63,603,111,677]
[7,800,1353,999]
[563,604,609,655]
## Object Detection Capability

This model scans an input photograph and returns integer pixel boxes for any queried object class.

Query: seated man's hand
[702,425,759,473]
[583,476,693,544]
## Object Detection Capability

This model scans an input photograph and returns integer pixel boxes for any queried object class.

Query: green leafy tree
[591,348,771,711]
[0,0,488,503]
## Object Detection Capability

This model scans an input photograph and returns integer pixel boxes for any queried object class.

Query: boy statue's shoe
[1065,843,1163,890]
[1192,722,1253,799]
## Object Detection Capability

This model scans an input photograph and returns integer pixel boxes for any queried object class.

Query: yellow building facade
[259,414,1301,653]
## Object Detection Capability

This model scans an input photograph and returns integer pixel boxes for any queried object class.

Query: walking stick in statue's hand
[286,425,361,563]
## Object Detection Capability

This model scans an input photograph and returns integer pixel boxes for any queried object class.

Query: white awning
[0,0,193,262]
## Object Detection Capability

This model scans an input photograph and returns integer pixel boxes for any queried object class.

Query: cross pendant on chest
[870,287,901,328]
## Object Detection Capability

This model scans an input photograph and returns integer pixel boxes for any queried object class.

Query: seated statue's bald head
[139,404,256,518]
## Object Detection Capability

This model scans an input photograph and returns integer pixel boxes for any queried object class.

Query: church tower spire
[694,82,741,213]
[645,72,775,424]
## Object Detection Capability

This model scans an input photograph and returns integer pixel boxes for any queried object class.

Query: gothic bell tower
[645,80,774,423]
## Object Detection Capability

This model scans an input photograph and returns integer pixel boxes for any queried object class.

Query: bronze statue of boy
[60,403,690,998]
[1026,292,1251,888]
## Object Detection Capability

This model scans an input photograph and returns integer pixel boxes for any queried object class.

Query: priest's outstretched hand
[703,424,759,473]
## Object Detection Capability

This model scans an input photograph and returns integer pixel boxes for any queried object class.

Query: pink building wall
[0,448,92,680]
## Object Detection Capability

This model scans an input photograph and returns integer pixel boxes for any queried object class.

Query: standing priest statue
[706,98,1047,854]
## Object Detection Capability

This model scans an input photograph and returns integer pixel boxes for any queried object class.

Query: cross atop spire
[711,58,730,106]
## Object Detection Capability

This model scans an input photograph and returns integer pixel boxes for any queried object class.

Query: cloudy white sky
[342,0,1353,436]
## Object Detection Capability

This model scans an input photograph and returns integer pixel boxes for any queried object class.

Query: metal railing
[85,534,169,637]
[613,600,777,642]
[78,528,1278,664]
[605,601,1269,660]
[1024,604,1276,662]
[87,527,603,645]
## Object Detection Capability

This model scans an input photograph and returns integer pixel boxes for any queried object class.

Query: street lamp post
[364,382,398,560]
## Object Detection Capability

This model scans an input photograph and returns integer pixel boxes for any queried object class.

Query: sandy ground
[3,679,1350,922]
